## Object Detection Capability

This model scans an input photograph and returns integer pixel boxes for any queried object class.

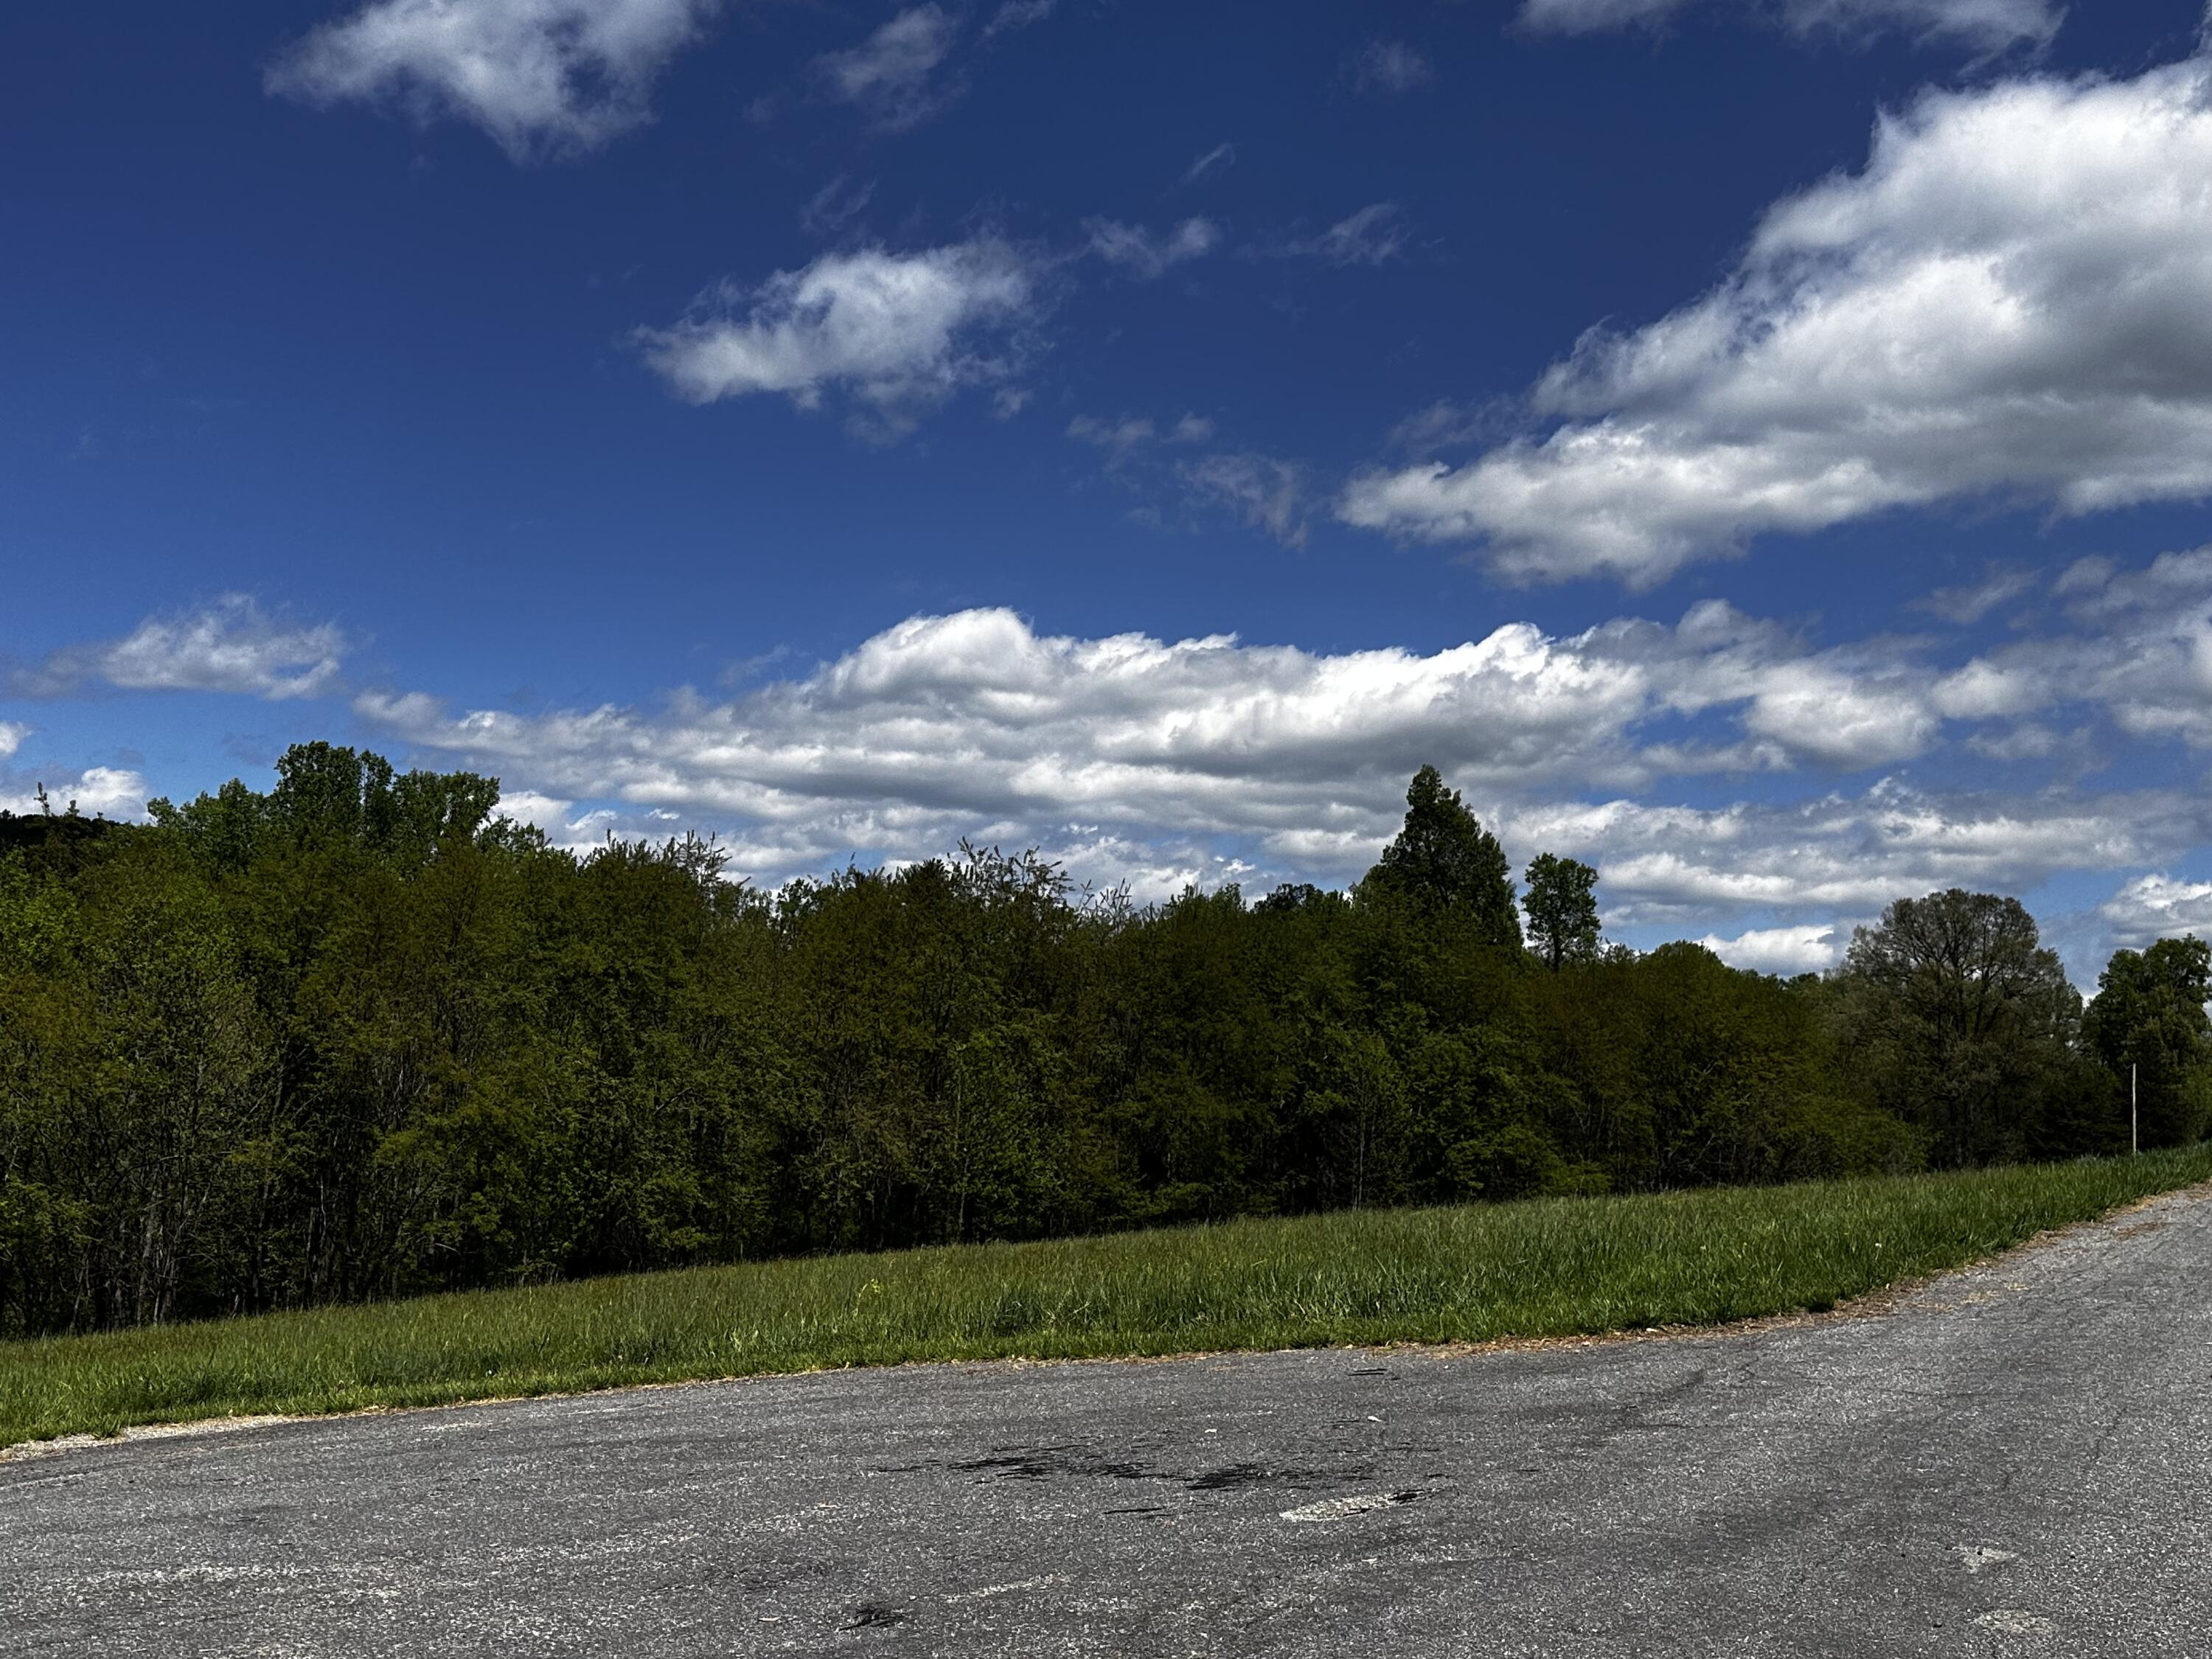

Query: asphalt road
[5,1188,2211,1658]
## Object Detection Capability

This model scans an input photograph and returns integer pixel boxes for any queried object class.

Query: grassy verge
[5,1146,2208,1452]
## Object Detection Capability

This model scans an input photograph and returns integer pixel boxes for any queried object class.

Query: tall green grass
[5,1147,2207,1451]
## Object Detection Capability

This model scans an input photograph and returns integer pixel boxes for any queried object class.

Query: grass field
[4,1146,2208,1452]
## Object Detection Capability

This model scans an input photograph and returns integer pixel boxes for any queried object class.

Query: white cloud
[1521,781,2200,927]
[1696,923,1842,975]
[638,240,1037,428]
[1067,414,1159,459]
[1180,142,1237,186]
[493,787,588,844]
[1913,565,2036,624]
[1265,204,1409,266]
[310,577,2212,983]
[0,723,27,760]
[1958,548,2212,746]
[12,598,348,701]
[348,606,1691,885]
[2098,874,2212,949]
[0,766,147,821]
[1179,453,1311,546]
[982,0,1056,40]
[1085,217,1221,279]
[799,174,875,238]
[267,0,720,161]
[351,554,2212,895]
[1349,40,1433,94]
[1067,410,1215,462]
[818,4,959,131]
[347,598,2193,893]
[1517,0,2061,49]
[1345,40,1433,94]
[1343,50,2212,584]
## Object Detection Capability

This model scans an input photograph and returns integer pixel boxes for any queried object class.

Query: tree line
[1,747,2205,1337]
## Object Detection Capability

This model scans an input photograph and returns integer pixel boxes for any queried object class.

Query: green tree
[1833,890,2079,1166]
[1360,766,1521,951]
[2084,936,2212,1150]
[1523,853,1601,970]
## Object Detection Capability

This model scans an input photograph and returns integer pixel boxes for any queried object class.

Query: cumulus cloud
[346,589,2205,896]
[363,550,2212,900]
[1695,922,1843,975]
[1521,781,2202,930]
[349,605,1705,890]
[1947,549,2212,748]
[0,765,147,821]
[2098,874,2212,950]
[1343,49,2212,584]
[637,240,1037,429]
[0,723,27,760]
[1086,217,1221,279]
[266,0,721,161]
[1517,0,2061,49]
[1349,40,1433,94]
[818,4,960,131]
[10,598,349,701]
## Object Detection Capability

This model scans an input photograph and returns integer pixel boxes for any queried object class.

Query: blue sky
[8,0,2212,980]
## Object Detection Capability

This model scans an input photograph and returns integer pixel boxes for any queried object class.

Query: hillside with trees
[1,748,2203,1338]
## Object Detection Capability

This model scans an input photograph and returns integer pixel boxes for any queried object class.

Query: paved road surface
[5,1187,2211,1657]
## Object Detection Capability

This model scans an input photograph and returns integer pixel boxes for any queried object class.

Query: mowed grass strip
[5,1145,2208,1451]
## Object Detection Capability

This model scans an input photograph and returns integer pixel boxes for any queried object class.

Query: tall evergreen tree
[1523,853,1601,970]
[1361,766,1521,951]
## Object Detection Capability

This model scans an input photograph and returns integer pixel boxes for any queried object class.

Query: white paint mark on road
[1955,1545,2017,1574]
[1280,1492,1419,1523]
[1975,1609,2054,1635]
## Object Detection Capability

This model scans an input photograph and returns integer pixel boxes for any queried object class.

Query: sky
[7,0,2212,983]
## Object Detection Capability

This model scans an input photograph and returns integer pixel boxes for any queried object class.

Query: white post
[2132,1062,2138,1155]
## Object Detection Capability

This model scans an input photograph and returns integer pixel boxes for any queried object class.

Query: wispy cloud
[1517,0,2062,50]
[1085,216,1221,279]
[1348,39,1433,94]
[817,4,961,131]
[1259,204,1409,266]
[1180,142,1237,186]
[799,174,875,238]
[1178,453,1311,547]
[266,0,723,162]
[982,0,1057,40]
[1913,566,2037,625]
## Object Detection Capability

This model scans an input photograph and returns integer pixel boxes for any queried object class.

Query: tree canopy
[1524,853,1601,970]
[0,752,2198,1339]
[1360,765,1522,950]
